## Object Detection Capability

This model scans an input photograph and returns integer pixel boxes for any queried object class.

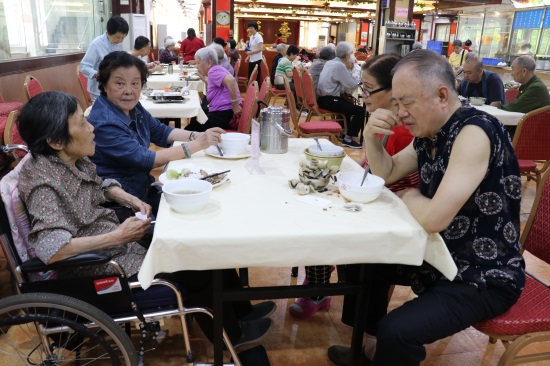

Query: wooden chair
[0,92,24,118]
[265,77,286,106]
[292,67,305,115]
[301,70,347,132]
[233,58,241,78]
[247,65,259,89]
[511,105,550,190]
[24,75,44,100]
[474,168,550,366]
[258,77,270,104]
[77,65,92,108]
[505,88,520,103]
[227,81,258,134]
[260,60,270,85]
[283,78,342,143]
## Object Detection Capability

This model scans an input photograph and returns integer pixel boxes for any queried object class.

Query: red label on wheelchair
[94,277,123,295]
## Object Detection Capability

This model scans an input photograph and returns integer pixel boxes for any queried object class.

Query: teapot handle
[256,100,269,118]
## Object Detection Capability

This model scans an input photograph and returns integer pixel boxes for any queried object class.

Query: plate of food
[159,168,229,188]
[151,71,166,75]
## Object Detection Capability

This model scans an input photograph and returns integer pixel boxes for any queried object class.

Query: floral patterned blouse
[18,154,146,278]
[406,107,525,294]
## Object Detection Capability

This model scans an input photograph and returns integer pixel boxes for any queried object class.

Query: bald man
[458,57,505,107]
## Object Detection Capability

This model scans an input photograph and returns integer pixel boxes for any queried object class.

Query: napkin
[180,86,190,96]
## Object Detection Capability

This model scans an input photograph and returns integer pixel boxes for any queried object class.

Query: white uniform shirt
[249,32,264,63]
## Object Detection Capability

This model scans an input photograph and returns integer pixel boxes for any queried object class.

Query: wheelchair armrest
[20,251,113,273]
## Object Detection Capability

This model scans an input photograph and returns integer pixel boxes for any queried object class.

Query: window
[0,0,110,61]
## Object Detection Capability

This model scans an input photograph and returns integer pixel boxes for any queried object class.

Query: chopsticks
[200,170,230,181]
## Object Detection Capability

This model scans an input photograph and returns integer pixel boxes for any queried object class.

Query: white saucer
[205,145,251,159]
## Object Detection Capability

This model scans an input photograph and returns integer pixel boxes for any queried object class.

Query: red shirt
[275,39,283,45]
[181,37,206,63]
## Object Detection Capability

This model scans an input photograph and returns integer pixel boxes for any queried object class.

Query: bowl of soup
[469,97,486,106]
[338,172,385,203]
[162,179,212,213]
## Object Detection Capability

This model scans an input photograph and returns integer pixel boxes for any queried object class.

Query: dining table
[138,137,458,365]
[473,104,525,126]
[139,89,207,124]
[146,67,205,93]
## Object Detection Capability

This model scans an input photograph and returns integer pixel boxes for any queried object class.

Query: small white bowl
[162,179,212,213]
[308,144,345,157]
[469,97,486,106]
[338,172,385,204]
[219,133,250,156]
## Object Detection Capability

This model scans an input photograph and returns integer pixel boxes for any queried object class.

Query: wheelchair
[0,144,241,365]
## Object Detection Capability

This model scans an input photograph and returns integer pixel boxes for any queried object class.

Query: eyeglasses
[360,85,389,97]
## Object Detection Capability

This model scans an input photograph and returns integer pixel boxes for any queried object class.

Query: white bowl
[469,97,486,106]
[219,133,250,156]
[338,172,385,204]
[308,144,345,157]
[162,179,212,213]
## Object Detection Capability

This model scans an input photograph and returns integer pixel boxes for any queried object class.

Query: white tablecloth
[146,69,205,93]
[474,105,525,126]
[138,138,457,289]
[139,90,207,123]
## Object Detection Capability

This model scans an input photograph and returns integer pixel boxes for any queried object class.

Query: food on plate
[164,168,228,185]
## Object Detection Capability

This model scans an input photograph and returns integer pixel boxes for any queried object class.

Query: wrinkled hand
[116,217,151,244]
[195,127,225,150]
[363,108,402,140]
[129,198,152,217]
[232,104,242,115]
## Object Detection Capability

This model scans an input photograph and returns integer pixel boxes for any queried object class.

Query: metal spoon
[216,145,224,157]
[313,137,322,151]
[361,165,370,186]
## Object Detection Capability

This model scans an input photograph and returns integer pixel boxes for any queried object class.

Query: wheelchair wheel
[0,292,138,365]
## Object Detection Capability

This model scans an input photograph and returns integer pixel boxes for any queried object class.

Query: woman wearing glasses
[328,53,421,364]
[289,54,418,321]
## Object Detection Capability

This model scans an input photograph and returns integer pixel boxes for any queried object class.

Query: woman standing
[181,28,205,64]
[185,47,242,132]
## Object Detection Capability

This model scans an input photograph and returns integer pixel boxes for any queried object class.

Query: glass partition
[457,13,485,54]
[536,8,550,56]
[0,0,110,61]
[478,10,514,61]
[509,8,544,56]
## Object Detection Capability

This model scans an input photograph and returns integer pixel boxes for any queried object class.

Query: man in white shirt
[245,21,263,84]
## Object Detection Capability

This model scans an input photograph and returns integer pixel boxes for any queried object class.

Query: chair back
[260,61,270,83]
[237,81,258,133]
[283,78,300,131]
[24,75,44,100]
[292,67,304,101]
[512,106,550,161]
[0,92,3,103]
[4,110,26,151]
[234,59,241,76]
[355,53,368,62]
[248,65,258,89]
[77,65,92,107]
[301,70,319,109]
[521,168,550,264]
[258,77,270,104]
[505,88,520,103]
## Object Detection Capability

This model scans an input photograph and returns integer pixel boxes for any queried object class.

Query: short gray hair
[336,41,353,59]
[464,56,482,70]
[209,43,225,61]
[165,38,176,47]
[465,52,478,60]
[452,39,462,47]
[392,49,457,98]
[195,47,218,65]
[276,43,287,54]
[318,46,336,61]
[515,55,536,72]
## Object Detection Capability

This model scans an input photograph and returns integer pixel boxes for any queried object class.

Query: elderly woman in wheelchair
[13,91,275,356]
